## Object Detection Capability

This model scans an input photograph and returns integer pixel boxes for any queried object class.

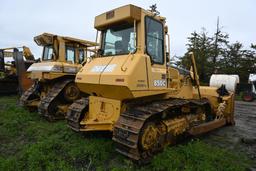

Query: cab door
[63,45,81,73]
[145,16,167,90]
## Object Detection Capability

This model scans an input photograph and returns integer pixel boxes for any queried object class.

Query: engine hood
[27,61,82,73]
[75,54,150,100]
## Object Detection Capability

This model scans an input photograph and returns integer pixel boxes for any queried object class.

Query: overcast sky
[0,0,255,58]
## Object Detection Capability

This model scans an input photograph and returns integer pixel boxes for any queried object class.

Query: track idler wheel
[138,121,164,162]
[140,122,158,151]
[63,82,80,102]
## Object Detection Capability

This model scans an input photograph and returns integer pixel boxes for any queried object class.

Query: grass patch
[0,96,252,170]
[235,93,243,101]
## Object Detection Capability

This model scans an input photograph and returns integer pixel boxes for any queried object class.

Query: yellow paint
[80,96,122,131]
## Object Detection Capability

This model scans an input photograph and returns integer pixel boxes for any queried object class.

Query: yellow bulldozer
[66,4,235,162]
[20,33,97,120]
[0,46,35,94]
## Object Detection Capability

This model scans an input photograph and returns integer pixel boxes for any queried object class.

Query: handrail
[121,52,133,72]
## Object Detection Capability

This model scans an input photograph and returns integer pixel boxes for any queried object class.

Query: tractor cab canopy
[34,33,97,48]
[34,33,98,63]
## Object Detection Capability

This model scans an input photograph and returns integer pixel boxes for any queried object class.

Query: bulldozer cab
[95,4,167,67]
[34,33,97,64]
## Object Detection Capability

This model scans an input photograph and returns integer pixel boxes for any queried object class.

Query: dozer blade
[188,118,226,136]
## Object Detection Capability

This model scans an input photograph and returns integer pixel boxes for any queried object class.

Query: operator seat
[115,41,125,54]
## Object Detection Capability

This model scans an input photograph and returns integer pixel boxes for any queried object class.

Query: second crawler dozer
[67,5,235,162]
[0,46,35,94]
[20,33,97,120]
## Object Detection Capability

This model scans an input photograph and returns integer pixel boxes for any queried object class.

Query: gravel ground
[201,101,256,170]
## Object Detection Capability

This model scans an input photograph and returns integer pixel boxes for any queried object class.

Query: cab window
[79,49,85,64]
[66,46,75,63]
[145,16,164,64]
[43,46,53,60]
[101,23,136,56]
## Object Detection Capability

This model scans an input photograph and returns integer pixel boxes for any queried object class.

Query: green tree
[181,29,212,82]
[219,42,243,74]
[180,28,229,83]
[251,43,256,50]
[179,27,254,84]
[212,30,229,73]
[218,42,256,82]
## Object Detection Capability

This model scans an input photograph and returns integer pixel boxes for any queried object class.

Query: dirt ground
[201,101,256,169]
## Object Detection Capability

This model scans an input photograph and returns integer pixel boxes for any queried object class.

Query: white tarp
[210,74,239,92]
[249,74,256,82]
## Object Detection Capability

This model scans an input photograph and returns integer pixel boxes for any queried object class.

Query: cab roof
[34,33,97,47]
